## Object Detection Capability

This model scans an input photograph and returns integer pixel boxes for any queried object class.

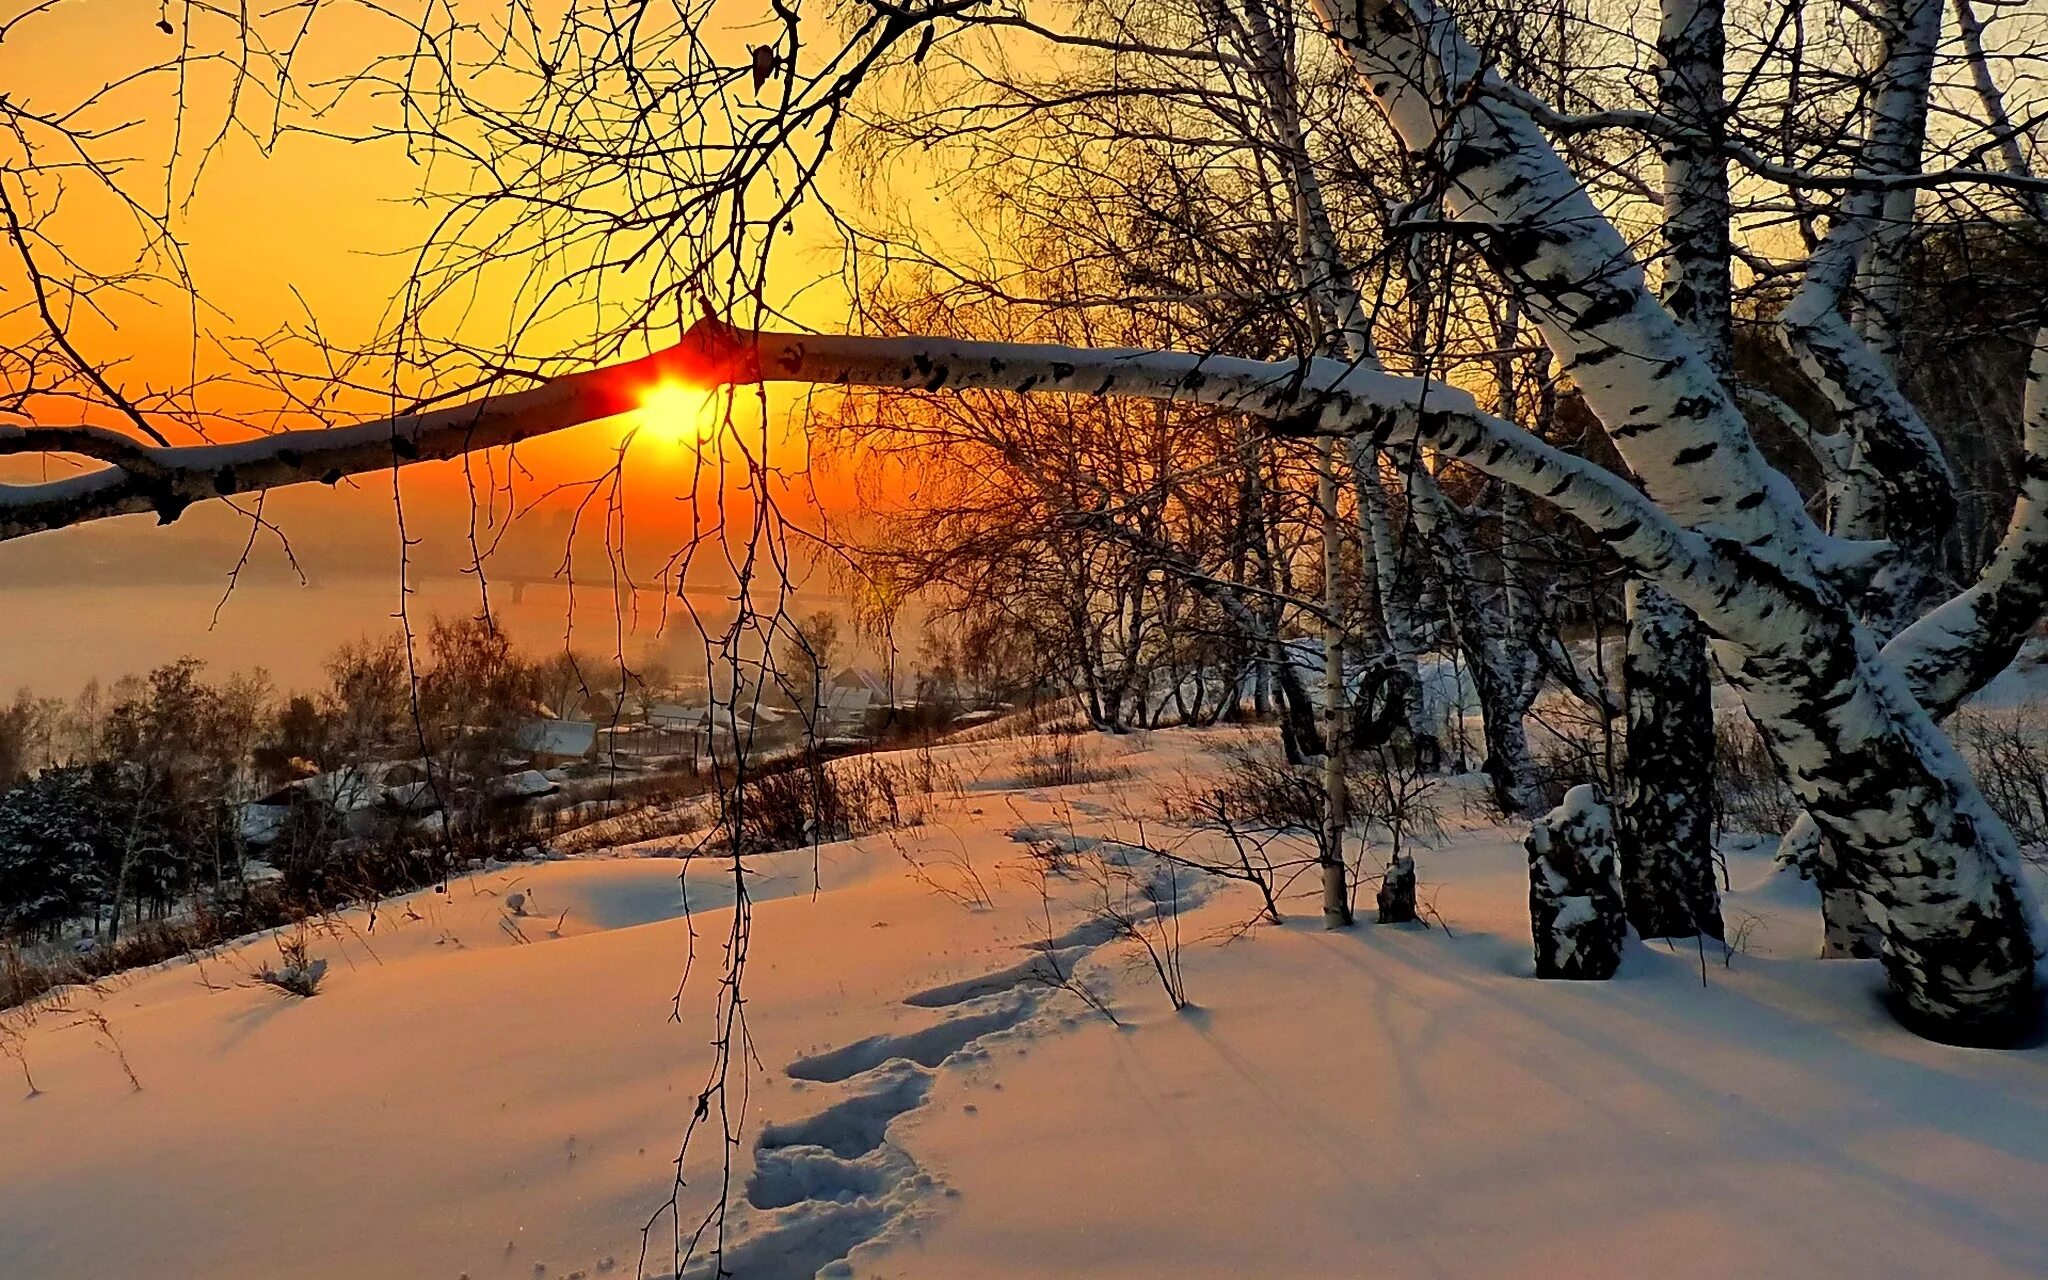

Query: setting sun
[635,379,722,449]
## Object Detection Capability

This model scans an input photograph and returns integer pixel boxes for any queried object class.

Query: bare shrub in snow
[1351,744,1443,926]
[1075,842,1190,1012]
[1151,808,1297,933]
[1016,735,1124,789]
[1019,867,1120,1026]
[897,830,995,911]
[1721,910,1767,967]
[1952,705,2048,860]
[1527,687,1619,807]
[257,927,327,997]
[1713,715,1800,838]
[1167,741,1324,836]
[706,753,918,857]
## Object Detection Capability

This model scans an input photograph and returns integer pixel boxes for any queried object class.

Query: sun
[634,379,722,449]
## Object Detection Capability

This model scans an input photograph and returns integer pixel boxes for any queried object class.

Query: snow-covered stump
[1377,854,1417,925]
[1618,581,1724,941]
[1528,786,1627,981]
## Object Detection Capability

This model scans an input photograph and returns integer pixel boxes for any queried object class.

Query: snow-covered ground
[4,729,2046,1279]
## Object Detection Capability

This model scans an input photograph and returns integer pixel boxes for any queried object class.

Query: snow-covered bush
[257,929,327,998]
[1526,786,1626,981]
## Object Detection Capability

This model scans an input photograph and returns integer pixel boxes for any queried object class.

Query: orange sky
[0,0,907,589]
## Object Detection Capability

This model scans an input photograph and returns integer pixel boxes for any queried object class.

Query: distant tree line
[0,619,668,948]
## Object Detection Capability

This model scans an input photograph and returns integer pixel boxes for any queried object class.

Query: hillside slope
[4,730,2045,1279]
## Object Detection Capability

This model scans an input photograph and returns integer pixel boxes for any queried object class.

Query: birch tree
[7,0,2048,1042]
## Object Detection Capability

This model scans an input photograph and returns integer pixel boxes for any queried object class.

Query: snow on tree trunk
[1619,581,1724,940]
[1785,331,2048,958]
[1528,785,1627,980]
[1777,816,1884,958]
[1307,0,2043,1038]
[1377,853,1418,925]
[1778,0,1954,637]
[1615,0,1726,943]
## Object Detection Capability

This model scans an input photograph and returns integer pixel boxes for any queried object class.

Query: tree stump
[1377,853,1417,924]
[1528,785,1627,980]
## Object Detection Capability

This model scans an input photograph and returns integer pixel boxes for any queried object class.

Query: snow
[5,729,2047,1280]
[1962,637,2048,711]
[490,768,561,800]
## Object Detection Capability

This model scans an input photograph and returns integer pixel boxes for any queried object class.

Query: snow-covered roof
[831,666,891,698]
[489,769,559,800]
[515,719,599,757]
[824,687,874,721]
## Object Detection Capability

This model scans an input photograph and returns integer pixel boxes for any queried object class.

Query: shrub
[1017,734,1124,789]
[256,927,327,997]
[1952,704,2048,858]
[1714,714,1800,836]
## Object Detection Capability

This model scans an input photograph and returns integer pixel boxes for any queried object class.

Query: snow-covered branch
[1308,0,1838,582]
[1886,331,2048,718]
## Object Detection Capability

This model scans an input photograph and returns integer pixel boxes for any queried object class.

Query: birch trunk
[1783,330,2048,955]
[1616,0,1726,942]
[1406,464,1544,816]
[1308,0,2042,1038]
[1319,433,1356,928]
[1351,442,1434,757]
[1621,581,1724,939]
[1779,0,1954,636]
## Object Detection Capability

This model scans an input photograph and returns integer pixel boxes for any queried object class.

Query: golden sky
[0,0,901,583]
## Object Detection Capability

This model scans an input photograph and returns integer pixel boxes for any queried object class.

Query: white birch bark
[1619,0,1726,943]
[1350,441,1433,754]
[1305,0,2043,1037]
[1778,0,1955,636]
[1853,0,1945,368]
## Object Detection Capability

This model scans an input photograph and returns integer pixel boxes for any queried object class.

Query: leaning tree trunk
[42,231,2037,1035]
[1528,785,1628,980]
